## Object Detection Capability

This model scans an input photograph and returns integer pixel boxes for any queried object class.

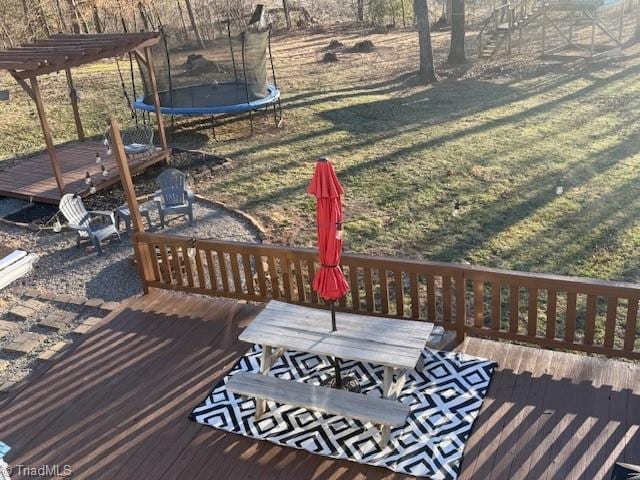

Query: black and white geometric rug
[190,346,496,480]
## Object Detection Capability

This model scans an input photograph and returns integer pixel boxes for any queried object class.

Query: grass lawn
[2,25,640,283]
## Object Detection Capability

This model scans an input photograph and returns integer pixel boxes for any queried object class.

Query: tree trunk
[177,0,189,39]
[444,0,452,24]
[357,0,365,21]
[21,0,36,41]
[413,0,438,83]
[447,0,466,63]
[93,5,103,33]
[283,0,292,29]
[55,0,69,32]
[184,0,205,47]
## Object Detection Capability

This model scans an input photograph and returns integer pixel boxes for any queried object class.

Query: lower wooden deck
[0,291,638,479]
[0,141,169,204]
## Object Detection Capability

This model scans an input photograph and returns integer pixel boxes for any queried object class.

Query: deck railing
[134,232,640,361]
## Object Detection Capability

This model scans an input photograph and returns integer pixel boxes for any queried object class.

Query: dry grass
[1,19,640,289]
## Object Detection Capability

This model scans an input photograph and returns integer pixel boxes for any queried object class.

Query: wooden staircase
[478,0,543,58]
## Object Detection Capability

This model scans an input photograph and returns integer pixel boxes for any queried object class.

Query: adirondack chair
[59,194,119,254]
[154,169,194,228]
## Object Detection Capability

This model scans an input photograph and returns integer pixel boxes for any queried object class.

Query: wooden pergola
[0,33,170,204]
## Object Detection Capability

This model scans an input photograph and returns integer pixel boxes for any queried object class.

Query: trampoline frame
[132,83,281,116]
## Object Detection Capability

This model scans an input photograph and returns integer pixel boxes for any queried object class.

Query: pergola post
[65,68,85,141]
[110,117,156,292]
[142,46,168,152]
[30,77,64,194]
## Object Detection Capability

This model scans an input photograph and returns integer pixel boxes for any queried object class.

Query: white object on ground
[0,250,38,291]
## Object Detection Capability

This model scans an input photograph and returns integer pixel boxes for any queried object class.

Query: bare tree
[447,0,465,63]
[283,0,292,29]
[413,0,437,83]
[184,0,205,47]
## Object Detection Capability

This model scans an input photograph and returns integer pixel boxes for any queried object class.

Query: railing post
[455,272,467,343]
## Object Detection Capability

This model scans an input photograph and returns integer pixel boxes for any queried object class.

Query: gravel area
[0,199,260,305]
[0,198,260,391]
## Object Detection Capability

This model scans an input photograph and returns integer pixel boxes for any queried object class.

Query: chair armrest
[88,210,115,224]
[186,189,195,204]
[154,190,163,206]
[67,223,90,232]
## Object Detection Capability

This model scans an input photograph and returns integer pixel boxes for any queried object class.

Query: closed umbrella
[308,157,353,390]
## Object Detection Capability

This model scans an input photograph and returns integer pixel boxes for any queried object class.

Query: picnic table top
[239,300,435,370]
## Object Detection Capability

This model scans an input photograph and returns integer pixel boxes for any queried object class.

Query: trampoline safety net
[138,29,269,110]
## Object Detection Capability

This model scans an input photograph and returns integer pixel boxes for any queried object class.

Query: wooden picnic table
[235,300,436,444]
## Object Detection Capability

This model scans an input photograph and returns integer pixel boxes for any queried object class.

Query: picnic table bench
[228,300,439,445]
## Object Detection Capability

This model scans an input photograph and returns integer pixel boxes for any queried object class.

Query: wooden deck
[0,141,169,204]
[0,291,638,479]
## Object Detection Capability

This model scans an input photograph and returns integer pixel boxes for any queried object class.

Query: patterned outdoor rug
[190,346,496,480]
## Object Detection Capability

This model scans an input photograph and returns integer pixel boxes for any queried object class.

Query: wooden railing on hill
[133,232,640,361]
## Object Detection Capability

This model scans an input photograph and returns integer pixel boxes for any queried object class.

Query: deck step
[227,372,410,426]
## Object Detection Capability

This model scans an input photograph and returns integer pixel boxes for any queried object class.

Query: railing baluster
[170,245,183,286]
[509,285,519,333]
[409,272,419,319]
[217,250,229,292]
[546,289,557,339]
[255,255,267,297]
[306,259,318,303]
[474,280,484,327]
[394,270,404,317]
[528,288,538,337]
[159,244,172,284]
[584,294,597,345]
[242,253,255,296]
[442,275,452,323]
[182,246,195,287]
[205,249,218,290]
[194,248,206,288]
[149,244,162,284]
[364,267,374,312]
[565,292,577,342]
[267,255,279,299]
[280,256,292,301]
[624,297,638,352]
[455,275,466,341]
[427,274,436,322]
[229,252,243,294]
[604,297,618,349]
[379,269,389,314]
[491,283,501,330]
[349,265,360,311]
[294,259,306,303]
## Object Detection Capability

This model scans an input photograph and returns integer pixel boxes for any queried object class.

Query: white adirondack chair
[59,194,119,254]
[154,169,194,228]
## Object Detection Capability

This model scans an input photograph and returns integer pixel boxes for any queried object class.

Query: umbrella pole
[330,301,342,389]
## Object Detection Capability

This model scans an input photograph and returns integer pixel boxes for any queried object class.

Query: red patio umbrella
[308,157,351,389]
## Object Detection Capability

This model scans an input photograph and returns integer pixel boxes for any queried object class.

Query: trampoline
[133,18,283,135]
[132,82,280,116]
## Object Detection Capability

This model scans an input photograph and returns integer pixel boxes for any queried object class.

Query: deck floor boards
[0,291,638,479]
[0,141,168,203]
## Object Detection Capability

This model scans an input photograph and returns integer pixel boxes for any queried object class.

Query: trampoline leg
[211,115,218,142]
[248,109,254,137]
[272,103,278,127]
